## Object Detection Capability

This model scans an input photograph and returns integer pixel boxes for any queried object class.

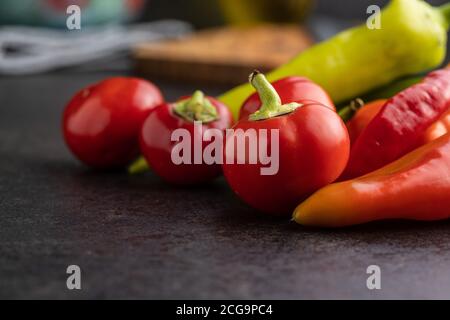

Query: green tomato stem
[128,156,149,175]
[173,90,218,123]
[248,71,302,121]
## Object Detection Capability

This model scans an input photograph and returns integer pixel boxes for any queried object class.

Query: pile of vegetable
[62,0,450,228]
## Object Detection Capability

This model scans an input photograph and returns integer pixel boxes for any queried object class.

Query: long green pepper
[220,0,450,120]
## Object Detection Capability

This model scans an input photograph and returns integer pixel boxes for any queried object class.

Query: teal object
[0,0,145,28]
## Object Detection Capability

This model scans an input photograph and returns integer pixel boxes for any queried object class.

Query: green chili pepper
[336,75,423,113]
[357,76,423,102]
[219,0,450,120]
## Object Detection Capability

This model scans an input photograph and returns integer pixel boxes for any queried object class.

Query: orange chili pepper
[293,133,450,228]
[421,109,450,144]
[346,100,387,144]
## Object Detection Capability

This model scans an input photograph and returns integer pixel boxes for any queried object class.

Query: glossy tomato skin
[63,77,164,169]
[239,77,335,121]
[223,103,350,216]
[140,96,233,185]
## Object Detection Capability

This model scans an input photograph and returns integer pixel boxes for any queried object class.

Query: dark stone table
[1,70,450,300]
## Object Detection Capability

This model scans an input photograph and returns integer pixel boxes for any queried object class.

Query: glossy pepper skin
[345,100,387,144]
[239,76,334,121]
[346,100,450,146]
[219,0,450,120]
[421,110,450,144]
[140,91,233,185]
[63,77,164,169]
[222,72,350,216]
[343,68,450,179]
[293,133,450,228]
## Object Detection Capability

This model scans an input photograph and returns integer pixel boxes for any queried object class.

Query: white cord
[0,20,192,75]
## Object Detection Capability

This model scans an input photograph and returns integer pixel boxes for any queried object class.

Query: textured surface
[1,72,450,300]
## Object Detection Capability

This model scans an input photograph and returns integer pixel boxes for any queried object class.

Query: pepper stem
[248,71,302,121]
[440,3,450,28]
[173,90,218,123]
[338,98,365,122]
[127,156,150,175]
[128,156,149,175]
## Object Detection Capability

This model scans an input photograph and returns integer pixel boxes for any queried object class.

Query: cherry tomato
[63,77,164,169]
[239,76,335,121]
[140,91,233,185]
[223,72,350,216]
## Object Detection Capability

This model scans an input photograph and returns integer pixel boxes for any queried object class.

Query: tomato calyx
[248,71,303,121]
[173,90,219,123]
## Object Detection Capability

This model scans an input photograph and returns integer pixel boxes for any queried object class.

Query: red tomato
[239,76,335,121]
[140,91,233,185]
[223,72,350,216]
[63,77,163,169]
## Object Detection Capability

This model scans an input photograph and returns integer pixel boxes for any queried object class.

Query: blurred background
[0,0,448,27]
[0,0,448,82]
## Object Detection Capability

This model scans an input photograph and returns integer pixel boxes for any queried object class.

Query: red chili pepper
[222,71,350,216]
[63,77,163,169]
[239,76,335,121]
[343,67,450,179]
[140,91,232,185]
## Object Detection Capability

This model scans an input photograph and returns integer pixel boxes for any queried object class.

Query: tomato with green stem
[239,76,335,121]
[223,72,350,215]
[140,91,233,185]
